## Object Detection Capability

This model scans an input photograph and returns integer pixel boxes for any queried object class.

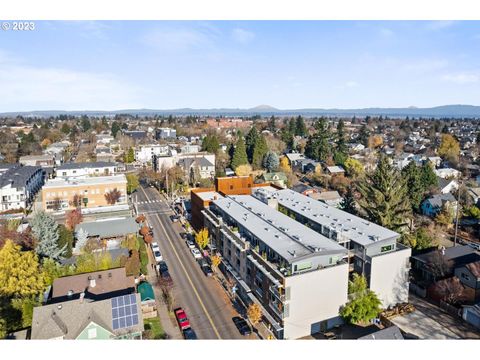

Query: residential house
[19,154,56,167]
[462,304,480,330]
[454,261,480,302]
[468,187,480,206]
[421,193,457,217]
[31,293,143,339]
[258,172,288,189]
[123,130,148,141]
[435,168,461,179]
[291,182,317,196]
[358,326,404,340]
[438,177,459,194]
[326,165,345,177]
[309,190,343,207]
[48,268,135,304]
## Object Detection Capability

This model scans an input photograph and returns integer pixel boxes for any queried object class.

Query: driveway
[391,294,480,339]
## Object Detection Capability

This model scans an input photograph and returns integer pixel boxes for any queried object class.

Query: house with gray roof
[31,293,143,340]
[421,193,457,217]
[178,156,215,180]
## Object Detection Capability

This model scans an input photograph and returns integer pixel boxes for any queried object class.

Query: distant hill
[2,104,480,118]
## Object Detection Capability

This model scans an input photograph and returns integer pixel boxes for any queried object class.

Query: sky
[1,20,480,111]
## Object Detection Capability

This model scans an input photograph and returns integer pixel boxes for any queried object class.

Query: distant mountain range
[2,104,480,118]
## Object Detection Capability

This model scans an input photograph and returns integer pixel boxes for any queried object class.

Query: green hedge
[138,236,148,275]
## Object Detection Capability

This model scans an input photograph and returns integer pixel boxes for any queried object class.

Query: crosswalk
[135,199,163,205]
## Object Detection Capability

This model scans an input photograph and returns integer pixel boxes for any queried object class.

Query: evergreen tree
[231,137,248,170]
[267,116,276,132]
[305,117,331,162]
[295,116,307,137]
[334,119,348,165]
[252,135,268,169]
[30,211,65,260]
[420,160,438,190]
[245,126,259,163]
[124,147,135,163]
[340,186,357,215]
[358,124,369,147]
[357,155,412,232]
[80,117,91,132]
[401,161,424,211]
[288,118,296,135]
[201,133,220,154]
[111,121,121,137]
[263,151,279,172]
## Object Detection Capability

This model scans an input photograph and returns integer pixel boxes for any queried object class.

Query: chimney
[80,292,85,303]
[67,290,74,298]
[89,278,96,288]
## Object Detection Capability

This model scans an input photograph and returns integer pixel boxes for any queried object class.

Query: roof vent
[89,278,96,288]
[67,290,74,297]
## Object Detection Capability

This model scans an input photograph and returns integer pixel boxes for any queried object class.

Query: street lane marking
[139,186,222,339]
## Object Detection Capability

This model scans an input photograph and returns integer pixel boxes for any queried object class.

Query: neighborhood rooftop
[56,161,117,170]
[0,165,42,189]
[42,174,127,188]
[75,217,139,239]
[274,189,399,246]
[213,195,347,262]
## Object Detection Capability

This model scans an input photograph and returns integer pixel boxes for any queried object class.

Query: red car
[174,308,191,330]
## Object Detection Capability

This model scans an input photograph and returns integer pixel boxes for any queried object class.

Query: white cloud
[442,72,479,84]
[142,24,218,52]
[402,59,449,72]
[231,28,255,44]
[334,81,359,90]
[379,28,394,38]
[425,21,456,31]
[0,51,143,111]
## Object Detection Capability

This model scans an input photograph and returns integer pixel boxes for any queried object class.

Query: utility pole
[453,173,461,247]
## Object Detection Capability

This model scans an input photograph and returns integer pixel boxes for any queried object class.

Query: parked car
[185,238,196,249]
[151,242,160,251]
[157,261,171,279]
[153,249,163,263]
[191,248,202,260]
[199,259,213,277]
[232,316,251,336]
[174,308,191,330]
[170,215,179,222]
[467,242,480,251]
[182,328,197,340]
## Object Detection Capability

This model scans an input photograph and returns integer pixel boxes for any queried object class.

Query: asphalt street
[134,185,246,340]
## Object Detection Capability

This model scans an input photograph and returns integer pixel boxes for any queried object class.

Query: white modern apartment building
[202,194,349,339]
[55,162,117,179]
[200,188,411,338]
[256,188,411,308]
[0,165,45,211]
[134,144,170,165]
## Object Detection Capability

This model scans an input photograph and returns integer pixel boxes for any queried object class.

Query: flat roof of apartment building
[43,174,127,189]
[213,195,346,263]
[272,189,399,247]
[196,191,224,201]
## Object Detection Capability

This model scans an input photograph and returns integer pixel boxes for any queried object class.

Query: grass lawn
[143,317,166,339]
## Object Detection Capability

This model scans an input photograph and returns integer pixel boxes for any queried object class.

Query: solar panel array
[111,294,139,330]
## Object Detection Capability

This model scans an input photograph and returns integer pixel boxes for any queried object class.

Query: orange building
[190,176,274,231]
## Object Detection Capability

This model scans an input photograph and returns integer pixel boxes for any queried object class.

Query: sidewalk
[145,246,183,340]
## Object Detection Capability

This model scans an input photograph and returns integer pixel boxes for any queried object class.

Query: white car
[151,242,160,251]
[191,248,202,260]
[185,238,196,249]
[153,249,163,263]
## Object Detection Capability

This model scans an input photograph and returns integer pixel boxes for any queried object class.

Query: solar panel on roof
[111,294,139,330]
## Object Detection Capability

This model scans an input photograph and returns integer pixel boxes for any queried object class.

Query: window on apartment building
[229,185,233,190]
[381,245,394,253]
[88,328,97,339]
[461,273,470,281]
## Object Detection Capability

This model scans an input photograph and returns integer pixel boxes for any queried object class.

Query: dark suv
[232,316,252,336]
